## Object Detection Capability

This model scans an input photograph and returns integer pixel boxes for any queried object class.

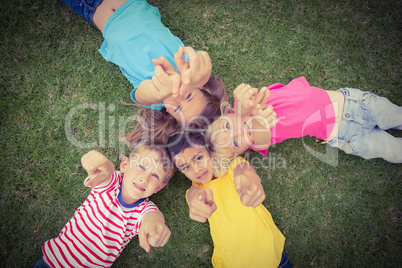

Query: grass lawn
[1,0,401,267]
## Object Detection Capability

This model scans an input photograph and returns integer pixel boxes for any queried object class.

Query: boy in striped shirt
[34,141,175,268]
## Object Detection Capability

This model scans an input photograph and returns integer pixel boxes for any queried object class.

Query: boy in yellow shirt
[168,132,292,268]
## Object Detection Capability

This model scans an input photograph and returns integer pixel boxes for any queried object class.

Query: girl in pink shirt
[207,76,402,176]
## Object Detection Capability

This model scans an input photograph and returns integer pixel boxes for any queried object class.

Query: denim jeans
[278,251,293,268]
[32,256,50,268]
[328,87,402,163]
[60,0,104,25]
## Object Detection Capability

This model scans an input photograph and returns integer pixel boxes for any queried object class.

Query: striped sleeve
[133,200,159,234]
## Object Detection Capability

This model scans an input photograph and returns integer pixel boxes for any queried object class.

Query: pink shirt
[42,171,158,268]
[251,76,335,155]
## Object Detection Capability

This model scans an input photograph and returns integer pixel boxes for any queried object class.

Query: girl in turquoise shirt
[61,0,228,143]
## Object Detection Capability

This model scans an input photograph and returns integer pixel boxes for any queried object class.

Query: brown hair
[124,106,181,146]
[206,75,228,103]
[124,75,227,145]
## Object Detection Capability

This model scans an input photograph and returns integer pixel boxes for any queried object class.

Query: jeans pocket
[338,139,356,155]
[361,91,375,110]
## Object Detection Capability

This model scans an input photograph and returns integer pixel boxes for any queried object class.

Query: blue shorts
[60,0,104,25]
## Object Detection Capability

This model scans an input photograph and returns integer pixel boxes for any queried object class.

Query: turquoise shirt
[99,0,186,110]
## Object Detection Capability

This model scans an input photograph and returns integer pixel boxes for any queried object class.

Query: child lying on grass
[34,141,175,268]
[60,0,228,125]
[207,77,402,176]
[167,132,292,268]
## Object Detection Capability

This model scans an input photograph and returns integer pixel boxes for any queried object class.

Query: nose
[235,123,243,138]
[237,123,244,136]
[193,162,202,176]
[139,173,150,184]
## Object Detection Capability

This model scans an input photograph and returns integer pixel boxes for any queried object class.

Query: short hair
[130,139,176,184]
[167,131,235,178]
[167,132,208,161]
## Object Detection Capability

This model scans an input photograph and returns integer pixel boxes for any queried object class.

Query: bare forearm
[252,120,271,150]
[142,210,165,226]
[134,80,160,106]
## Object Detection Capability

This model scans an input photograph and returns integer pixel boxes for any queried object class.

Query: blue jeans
[60,0,104,25]
[32,256,50,268]
[278,251,293,268]
[328,87,402,163]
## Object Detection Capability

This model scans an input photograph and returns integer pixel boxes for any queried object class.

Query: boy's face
[173,147,214,184]
[210,113,252,154]
[120,150,167,204]
[163,87,206,123]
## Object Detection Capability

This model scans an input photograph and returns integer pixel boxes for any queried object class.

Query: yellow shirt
[194,157,285,268]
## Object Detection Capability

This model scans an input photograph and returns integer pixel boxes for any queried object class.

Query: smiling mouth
[133,183,145,192]
[197,171,208,181]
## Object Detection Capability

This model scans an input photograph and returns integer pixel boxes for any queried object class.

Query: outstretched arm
[186,186,217,223]
[233,162,266,208]
[138,210,171,253]
[81,150,115,187]
[135,57,182,106]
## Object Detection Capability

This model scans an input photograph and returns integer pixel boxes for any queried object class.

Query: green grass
[1,0,401,267]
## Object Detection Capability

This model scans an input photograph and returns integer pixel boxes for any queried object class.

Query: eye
[181,165,189,173]
[151,173,160,180]
[138,165,145,170]
[225,122,231,130]
[185,93,192,100]
[233,139,240,148]
[174,105,181,113]
[196,155,203,162]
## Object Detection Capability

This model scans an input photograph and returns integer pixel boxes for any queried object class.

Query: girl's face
[173,147,215,184]
[211,113,253,154]
[163,87,206,123]
[120,150,167,204]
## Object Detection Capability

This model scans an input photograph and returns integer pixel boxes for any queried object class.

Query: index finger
[152,65,169,90]
[199,51,212,69]
[174,46,186,73]
[154,227,170,248]
[260,87,270,107]
[253,87,267,107]
[139,228,151,253]
[234,174,246,194]
[182,46,198,61]
[155,57,178,74]
[203,188,214,205]
[239,183,259,206]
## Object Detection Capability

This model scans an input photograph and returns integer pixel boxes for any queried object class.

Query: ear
[154,182,167,194]
[120,157,128,174]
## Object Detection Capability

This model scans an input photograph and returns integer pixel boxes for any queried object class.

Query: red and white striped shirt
[42,171,158,268]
